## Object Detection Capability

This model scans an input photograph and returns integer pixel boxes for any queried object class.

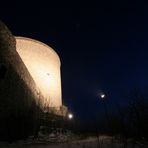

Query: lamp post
[99,93,109,132]
[67,112,74,132]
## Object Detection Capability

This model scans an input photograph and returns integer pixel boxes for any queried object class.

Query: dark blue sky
[1,1,148,122]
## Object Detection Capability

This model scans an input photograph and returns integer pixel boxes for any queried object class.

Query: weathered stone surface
[16,37,62,109]
[0,21,44,141]
[0,21,16,51]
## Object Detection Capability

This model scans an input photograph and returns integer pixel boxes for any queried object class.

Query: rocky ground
[0,135,147,148]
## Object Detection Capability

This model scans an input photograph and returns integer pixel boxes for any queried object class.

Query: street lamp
[98,92,109,132]
[68,113,73,120]
[100,94,105,99]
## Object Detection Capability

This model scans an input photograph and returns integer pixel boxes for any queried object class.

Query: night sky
[1,1,148,122]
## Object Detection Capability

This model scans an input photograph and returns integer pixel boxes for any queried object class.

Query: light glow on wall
[15,37,62,108]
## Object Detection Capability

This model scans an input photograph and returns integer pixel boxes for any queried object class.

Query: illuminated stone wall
[16,37,62,109]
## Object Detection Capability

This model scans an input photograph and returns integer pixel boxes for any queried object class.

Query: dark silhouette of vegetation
[99,89,148,141]
[72,89,148,144]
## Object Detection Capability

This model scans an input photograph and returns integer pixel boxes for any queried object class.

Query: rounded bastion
[15,37,62,109]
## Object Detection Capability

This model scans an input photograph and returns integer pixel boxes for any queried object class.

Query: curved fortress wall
[0,21,44,140]
[15,37,62,109]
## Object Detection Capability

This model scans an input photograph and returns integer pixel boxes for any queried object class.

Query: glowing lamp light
[68,113,73,119]
[100,94,105,99]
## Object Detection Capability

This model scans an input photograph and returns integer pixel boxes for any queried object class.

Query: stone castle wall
[0,21,44,140]
[16,37,62,109]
